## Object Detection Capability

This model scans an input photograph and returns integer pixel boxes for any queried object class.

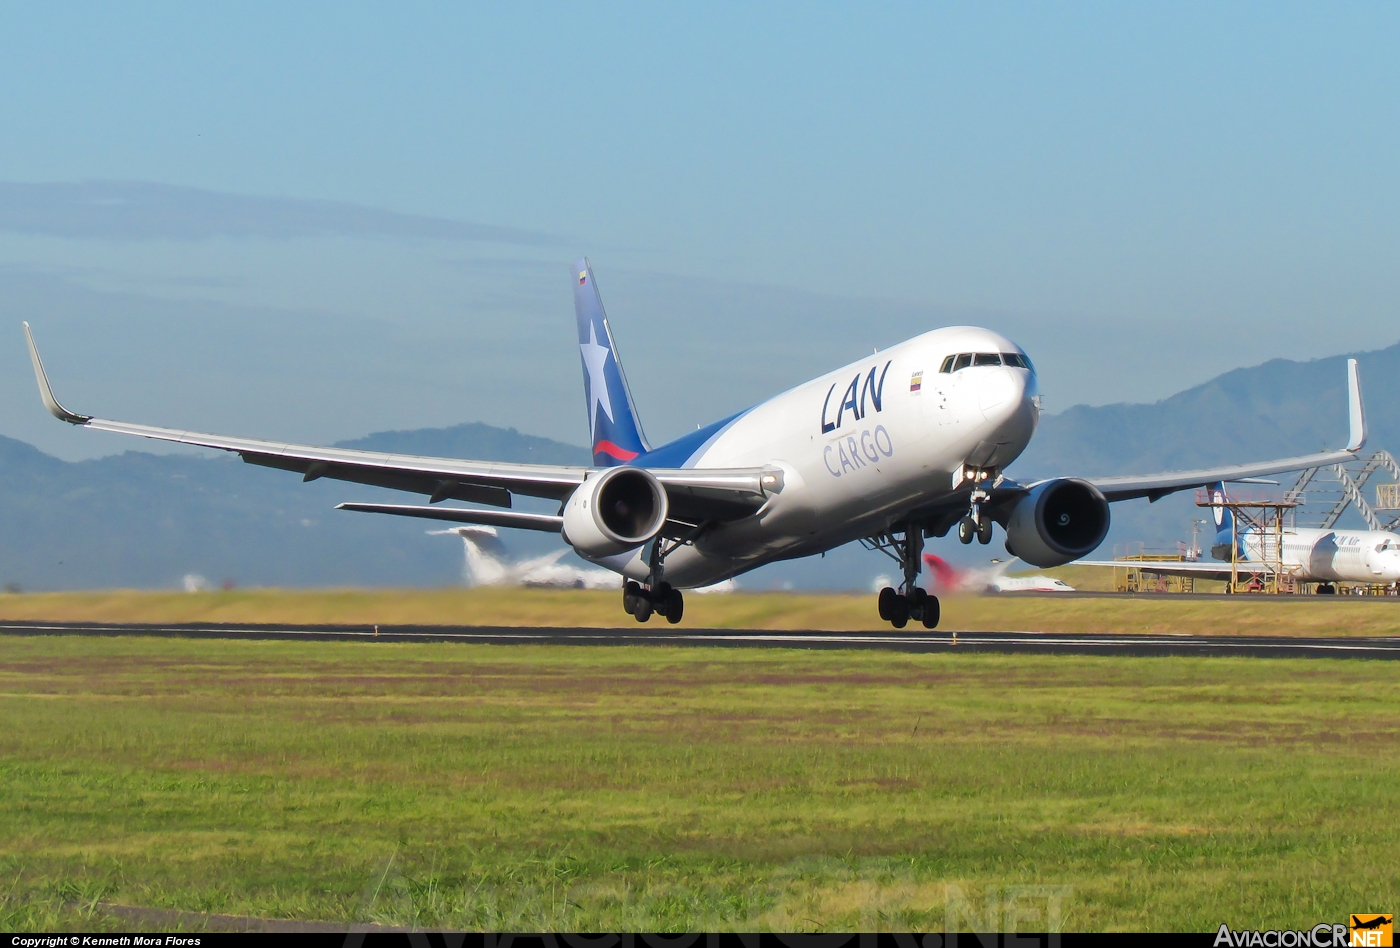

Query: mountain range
[0,341,1394,591]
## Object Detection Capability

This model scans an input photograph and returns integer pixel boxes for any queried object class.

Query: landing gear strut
[863,525,940,630]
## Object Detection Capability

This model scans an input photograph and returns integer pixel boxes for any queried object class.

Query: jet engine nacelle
[1003,478,1110,568]
[561,466,669,558]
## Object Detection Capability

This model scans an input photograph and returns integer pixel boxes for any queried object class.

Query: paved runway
[2,621,1398,659]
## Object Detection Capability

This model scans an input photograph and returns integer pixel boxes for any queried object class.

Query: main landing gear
[623,580,683,624]
[621,536,686,624]
[864,525,940,630]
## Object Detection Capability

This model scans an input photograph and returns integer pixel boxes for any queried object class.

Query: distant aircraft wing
[1073,559,1273,579]
[1076,358,1366,503]
[24,323,774,523]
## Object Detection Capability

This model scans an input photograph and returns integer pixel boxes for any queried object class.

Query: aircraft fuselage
[1227,527,1400,584]
[599,326,1039,587]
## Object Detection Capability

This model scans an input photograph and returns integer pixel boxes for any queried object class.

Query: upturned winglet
[1346,358,1366,452]
[23,322,91,424]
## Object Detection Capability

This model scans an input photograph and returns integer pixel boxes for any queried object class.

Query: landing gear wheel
[664,588,684,624]
[908,586,928,620]
[977,517,994,545]
[1317,583,1336,595]
[877,587,899,621]
[921,594,940,629]
[623,580,643,616]
[633,597,653,622]
[889,595,911,629]
[957,517,976,544]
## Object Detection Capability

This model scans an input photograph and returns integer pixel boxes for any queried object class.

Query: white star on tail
[580,322,614,436]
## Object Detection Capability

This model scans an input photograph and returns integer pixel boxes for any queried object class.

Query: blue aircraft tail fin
[573,258,650,466]
[1206,481,1239,560]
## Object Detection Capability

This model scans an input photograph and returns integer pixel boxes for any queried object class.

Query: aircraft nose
[977,366,1028,418]
[977,366,1038,443]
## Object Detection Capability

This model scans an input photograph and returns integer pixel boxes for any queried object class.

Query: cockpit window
[953,353,972,371]
[1002,352,1030,370]
[973,353,1001,366]
[939,355,955,373]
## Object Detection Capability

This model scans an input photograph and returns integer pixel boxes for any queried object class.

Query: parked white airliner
[23,258,1367,627]
[1078,482,1400,591]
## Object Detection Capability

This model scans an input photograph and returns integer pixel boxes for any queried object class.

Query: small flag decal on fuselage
[910,371,923,392]
[579,270,588,285]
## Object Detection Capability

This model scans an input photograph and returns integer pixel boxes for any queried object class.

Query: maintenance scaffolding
[1195,488,1299,595]
[1287,449,1400,532]
[1109,542,1198,593]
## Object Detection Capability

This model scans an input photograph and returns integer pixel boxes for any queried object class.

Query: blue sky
[0,3,1397,460]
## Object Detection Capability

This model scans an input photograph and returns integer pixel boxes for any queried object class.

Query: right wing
[24,323,776,526]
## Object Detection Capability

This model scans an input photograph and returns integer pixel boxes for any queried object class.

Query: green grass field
[0,585,1398,636]
[1,634,1396,932]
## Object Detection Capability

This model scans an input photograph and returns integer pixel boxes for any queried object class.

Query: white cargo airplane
[1077,482,1400,592]
[22,258,1367,628]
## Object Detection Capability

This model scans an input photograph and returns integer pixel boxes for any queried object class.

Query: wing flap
[244,454,514,508]
[81,417,586,501]
[336,503,564,532]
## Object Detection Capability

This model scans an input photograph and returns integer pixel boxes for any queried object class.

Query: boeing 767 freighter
[23,258,1366,627]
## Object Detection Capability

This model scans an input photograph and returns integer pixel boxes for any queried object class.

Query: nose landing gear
[957,488,995,545]
[864,524,940,629]
[952,466,998,546]
[956,515,994,545]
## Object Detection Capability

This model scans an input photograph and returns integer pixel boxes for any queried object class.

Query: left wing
[24,323,774,524]
[1081,358,1366,503]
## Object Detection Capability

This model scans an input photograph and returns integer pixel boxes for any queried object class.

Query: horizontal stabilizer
[336,502,564,533]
